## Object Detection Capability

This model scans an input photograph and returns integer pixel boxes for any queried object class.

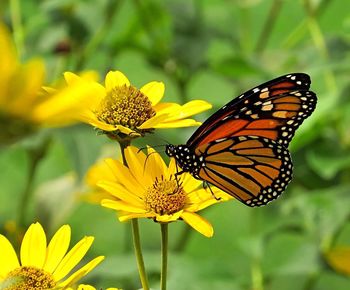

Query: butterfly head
[165,144,202,176]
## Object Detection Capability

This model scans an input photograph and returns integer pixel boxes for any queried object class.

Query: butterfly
[165,73,317,207]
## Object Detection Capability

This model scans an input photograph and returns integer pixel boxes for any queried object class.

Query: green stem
[255,0,283,54]
[303,0,338,94]
[160,223,168,290]
[119,140,149,290]
[282,0,333,49]
[17,139,50,227]
[251,258,264,290]
[131,219,150,290]
[10,0,25,57]
[75,0,123,70]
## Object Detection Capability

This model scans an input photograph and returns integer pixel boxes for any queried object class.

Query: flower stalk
[160,223,168,290]
[119,141,149,290]
[18,138,51,227]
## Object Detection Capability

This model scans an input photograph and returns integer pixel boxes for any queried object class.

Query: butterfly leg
[203,181,221,201]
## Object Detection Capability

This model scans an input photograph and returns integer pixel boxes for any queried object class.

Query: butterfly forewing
[196,136,293,206]
[187,73,316,148]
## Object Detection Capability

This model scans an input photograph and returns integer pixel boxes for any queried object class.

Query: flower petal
[43,225,71,273]
[20,222,47,267]
[326,246,350,275]
[101,199,147,214]
[97,180,143,205]
[104,158,145,192]
[151,118,202,128]
[145,146,167,181]
[137,113,171,129]
[57,256,104,288]
[105,71,130,91]
[0,235,19,277]
[155,100,212,121]
[124,146,152,186]
[140,81,164,105]
[155,210,183,223]
[119,212,155,222]
[181,212,213,237]
[52,236,94,281]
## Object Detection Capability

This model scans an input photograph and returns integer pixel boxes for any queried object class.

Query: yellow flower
[98,146,231,237]
[0,23,99,144]
[0,222,104,289]
[67,284,120,290]
[59,70,212,139]
[325,246,350,276]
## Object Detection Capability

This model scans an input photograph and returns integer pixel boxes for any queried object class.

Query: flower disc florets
[3,266,56,290]
[144,176,186,215]
[96,85,156,132]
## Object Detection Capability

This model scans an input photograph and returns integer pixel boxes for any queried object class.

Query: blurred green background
[1,0,350,289]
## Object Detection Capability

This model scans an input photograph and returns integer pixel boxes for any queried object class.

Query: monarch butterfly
[165,73,317,207]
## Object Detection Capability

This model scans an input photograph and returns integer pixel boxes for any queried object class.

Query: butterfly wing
[187,73,317,148]
[196,136,293,206]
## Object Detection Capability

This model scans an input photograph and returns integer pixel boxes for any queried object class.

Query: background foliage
[1,0,350,289]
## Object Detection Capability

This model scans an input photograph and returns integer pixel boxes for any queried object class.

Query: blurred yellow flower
[67,284,120,290]
[0,23,99,144]
[59,70,212,139]
[98,146,231,237]
[325,246,350,276]
[83,159,119,204]
[0,222,104,289]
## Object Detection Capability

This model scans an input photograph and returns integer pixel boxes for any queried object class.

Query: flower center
[2,266,56,290]
[96,85,156,130]
[144,176,186,215]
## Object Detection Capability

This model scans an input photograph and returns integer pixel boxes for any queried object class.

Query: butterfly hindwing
[187,73,316,148]
[196,136,293,206]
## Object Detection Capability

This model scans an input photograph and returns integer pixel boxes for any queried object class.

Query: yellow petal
[119,212,155,222]
[85,160,117,187]
[53,236,94,281]
[102,199,147,213]
[64,72,83,85]
[155,211,183,222]
[104,158,145,193]
[0,235,19,277]
[43,225,71,273]
[77,110,117,131]
[137,113,171,129]
[140,81,164,105]
[0,23,17,106]
[125,146,152,186]
[33,82,105,126]
[145,146,167,181]
[20,222,47,267]
[105,71,130,92]
[58,256,104,288]
[7,59,45,116]
[97,180,143,205]
[151,119,202,128]
[181,212,213,237]
[174,100,212,119]
[326,246,350,275]
[181,172,202,193]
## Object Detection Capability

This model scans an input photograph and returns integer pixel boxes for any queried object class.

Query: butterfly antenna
[143,150,166,173]
[138,144,167,154]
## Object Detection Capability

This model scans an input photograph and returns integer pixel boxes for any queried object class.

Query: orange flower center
[2,266,56,290]
[144,176,186,215]
[96,85,156,130]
